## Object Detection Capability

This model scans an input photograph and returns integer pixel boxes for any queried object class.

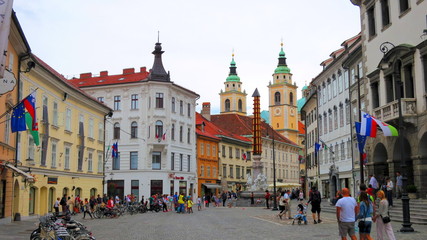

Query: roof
[31,54,112,113]
[298,121,305,135]
[68,69,150,88]
[211,114,298,147]
[196,113,250,143]
[260,110,270,124]
[297,97,306,112]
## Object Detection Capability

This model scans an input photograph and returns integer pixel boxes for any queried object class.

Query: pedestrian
[299,190,304,201]
[178,192,185,213]
[60,194,67,213]
[369,174,378,195]
[67,196,74,215]
[205,193,211,208]
[197,196,202,211]
[357,192,373,240]
[54,197,60,214]
[187,198,194,213]
[307,186,322,224]
[82,198,93,219]
[385,177,393,207]
[265,190,271,209]
[221,191,227,207]
[336,188,357,240]
[231,191,237,207]
[284,190,292,219]
[374,190,396,240]
[89,196,96,214]
[278,194,287,219]
[250,192,255,205]
[395,172,402,199]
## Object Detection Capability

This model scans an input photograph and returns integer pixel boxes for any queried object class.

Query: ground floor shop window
[170,180,174,195]
[107,180,124,200]
[151,180,163,196]
[131,180,139,200]
[179,181,187,195]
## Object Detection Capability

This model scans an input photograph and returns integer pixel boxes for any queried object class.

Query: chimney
[123,68,135,75]
[79,72,92,79]
[201,102,211,121]
[100,71,108,77]
[140,67,147,73]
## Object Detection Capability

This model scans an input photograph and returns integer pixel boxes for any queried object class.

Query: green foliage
[406,185,417,193]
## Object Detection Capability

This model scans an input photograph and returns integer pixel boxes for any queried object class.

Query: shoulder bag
[358,203,369,229]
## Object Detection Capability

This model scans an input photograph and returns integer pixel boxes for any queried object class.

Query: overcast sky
[13,0,360,114]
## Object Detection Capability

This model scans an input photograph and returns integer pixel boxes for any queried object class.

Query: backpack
[60,197,66,206]
[312,191,321,203]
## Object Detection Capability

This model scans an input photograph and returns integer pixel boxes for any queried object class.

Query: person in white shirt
[386,177,394,207]
[336,188,357,240]
[283,190,292,219]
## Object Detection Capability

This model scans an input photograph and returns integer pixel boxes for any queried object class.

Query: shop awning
[268,182,301,188]
[4,163,35,182]
[202,183,222,189]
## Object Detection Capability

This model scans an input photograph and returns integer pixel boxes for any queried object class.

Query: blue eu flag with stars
[11,103,27,132]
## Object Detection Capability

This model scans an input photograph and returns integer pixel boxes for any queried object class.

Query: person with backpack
[307,186,322,224]
[60,194,67,213]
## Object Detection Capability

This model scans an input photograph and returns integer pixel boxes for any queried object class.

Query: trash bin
[14,212,21,221]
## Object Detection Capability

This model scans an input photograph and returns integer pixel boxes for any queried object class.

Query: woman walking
[357,192,373,240]
[385,177,393,207]
[82,198,93,219]
[374,190,396,240]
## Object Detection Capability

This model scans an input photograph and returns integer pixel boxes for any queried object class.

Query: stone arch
[238,99,243,112]
[48,187,56,213]
[225,99,230,112]
[419,132,427,159]
[393,137,413,185]
[29,186,37,215]
[372,142,389,182]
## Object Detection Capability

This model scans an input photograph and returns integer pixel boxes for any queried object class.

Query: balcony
[373,98,417,122]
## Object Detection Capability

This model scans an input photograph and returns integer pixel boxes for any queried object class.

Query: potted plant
[406,185,417,199]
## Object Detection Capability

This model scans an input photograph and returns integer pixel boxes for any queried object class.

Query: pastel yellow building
[268,43,299,143]
[13,54,112,219]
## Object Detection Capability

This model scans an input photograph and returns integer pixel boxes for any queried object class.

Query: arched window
[274,92,281,105]
[131,121,138,138]
[90,188,97,197]
[29,187,36,215]
[225,99,230,112]
[48,187,55,212]
[289,92,294,105]
[75,187,82,198]
[113,123,120,139]
[155,120,163,138]
[238,99,243,112]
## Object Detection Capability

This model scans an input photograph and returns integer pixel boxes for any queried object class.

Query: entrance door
[0,180,5,218]
[48,188,55,213]
[29,187,36,215]
[150,180,163,196]
[40,187,47,215]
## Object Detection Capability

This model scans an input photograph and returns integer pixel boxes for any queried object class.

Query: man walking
[395,171,402,199]
[307,186,322,224]
[369,174,378,195]
[265,190,271,209]
[336,188,357,240]
[221,191,227,207]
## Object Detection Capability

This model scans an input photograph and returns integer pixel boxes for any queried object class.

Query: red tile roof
[210,114,298,147]
[196,113,250,143]
[68,68,150,88]
[298,121,305,135]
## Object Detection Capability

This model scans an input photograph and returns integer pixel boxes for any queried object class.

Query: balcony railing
[373,98,417,122]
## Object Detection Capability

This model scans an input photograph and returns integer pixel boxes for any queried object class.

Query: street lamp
[266,125,278,211]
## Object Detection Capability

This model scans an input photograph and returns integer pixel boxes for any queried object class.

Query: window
[236,148,240,159]
[225,99,230,112]
[274,92,281,105]
[201,143,204,155]
[333,76,337,97]
[8,52,14,70]
[236,166,240,179]
[367,6,376,37]
[187,128,191,144]
[89,118,94,138]
[347,141,351,158]
[229,146,233,158]
[328,111,333,132]
[339,105,344,127]
[180,100,183,114]
[179,126,183,142]
[97,153,102,173]
[327,81,332,100]
[319,116,322,136]
[97,97,104,103]
[222,164,227,177]
[345,101,350,125]
[42,96,48,122]
[131,121,138,138]
[114,96,121,110]
[88,152,93,171]
[289,92,294,105]
[338,71,343,93]
[155,120,163,139]
[113,152,120,170]
[212,146,216,157]
[155,93,164,108]
[230,165,233,178]
[130,151,138,170]
[187,155,190,172]
[399,0,409,13]
[53,102,58,126]
[171,97,176,112]
[98,123,104,141]
[206,144,210,156]
[200,166,204,177]
[213,167,217,177]
[51,142,57,168]
[65,109,71,131]
[131,180,139,200]
[152,152,161,170]
[334,107,338,130]
[351,68,356,85]
[4,111,10,143]
[171,153,175,170]
[381,0,390,27]
[344,70,349,89]
[341,142,345,160]
[222,145,226,157]
[114,123,120,139]
[64,147,70,170]
[131,94,138,109]
[323,85,327,103]
[238,99,242,112]
[171,124,175,140]
[180,154,183,171]
[318,87,322,105]
[187,103,191,117]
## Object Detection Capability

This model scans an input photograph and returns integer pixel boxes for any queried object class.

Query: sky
[13,0,361,114]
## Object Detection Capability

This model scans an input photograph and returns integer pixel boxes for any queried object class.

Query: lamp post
[271,130,278,211]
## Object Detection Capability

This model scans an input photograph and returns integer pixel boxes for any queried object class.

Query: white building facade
[71,42,199,200]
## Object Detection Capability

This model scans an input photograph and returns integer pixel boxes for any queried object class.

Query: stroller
[292,203,307,225]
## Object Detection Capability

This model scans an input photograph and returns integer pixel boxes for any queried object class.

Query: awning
[268,182,301,188]
[4,163,35,182]
[202,183,222,189]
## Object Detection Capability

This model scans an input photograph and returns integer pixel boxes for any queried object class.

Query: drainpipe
[103,111,113,195]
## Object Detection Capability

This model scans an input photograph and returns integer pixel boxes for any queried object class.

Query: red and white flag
[0,0,14,78]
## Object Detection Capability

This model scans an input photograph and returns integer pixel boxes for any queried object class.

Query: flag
[162,131,166,140]
[362,153,368,165]
[0,0,14,78]
[25,112,39,146]
[315,143,321,155]
[360,111,377,137]
[371,116,398,137]
[22,93,38,131]
[11,102,26,132]
[242,152,247,161]
[112,142,118,158]
[355,122,367,154]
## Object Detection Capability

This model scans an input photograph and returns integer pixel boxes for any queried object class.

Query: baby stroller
[292,203,307,225]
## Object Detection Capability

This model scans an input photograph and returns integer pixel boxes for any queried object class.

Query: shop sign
[47,177,58,184]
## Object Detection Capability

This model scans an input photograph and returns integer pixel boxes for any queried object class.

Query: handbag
[358,203,369,229]
[381,215,391,223]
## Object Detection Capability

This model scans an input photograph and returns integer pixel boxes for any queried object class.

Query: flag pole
[0,88,38,120]
[357,69,364,185]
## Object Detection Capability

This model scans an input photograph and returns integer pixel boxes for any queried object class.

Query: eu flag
[11,103,27,132]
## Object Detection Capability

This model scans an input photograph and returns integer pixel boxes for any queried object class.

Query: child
[293,200,307,225]
[187,198,194,213]
[197,196,202,211]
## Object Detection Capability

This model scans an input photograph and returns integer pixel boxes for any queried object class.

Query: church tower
[268,43,298,143]
[219,53,247,115]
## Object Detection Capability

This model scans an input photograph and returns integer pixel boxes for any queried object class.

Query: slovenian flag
[360,111,377,137]
[371,116,398,137]
[22,93,38,131]
[112,142,118,158]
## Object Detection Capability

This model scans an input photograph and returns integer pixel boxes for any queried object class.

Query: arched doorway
[372,143,388,181]
[48,187,55,213]
[330,175,338,200]
[40,187,48,215]
[393,137,413,185]
[63,187,69,196]
[29,187,36,215]
[417,132,427,196]
[90,188,97,198]
[13,180,19,216]
[75,187,82,198]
